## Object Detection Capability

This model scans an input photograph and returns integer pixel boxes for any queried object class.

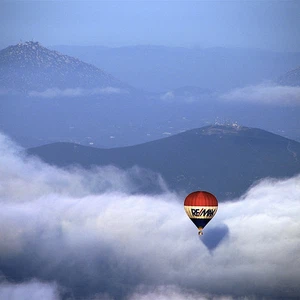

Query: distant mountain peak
[18,41,42,47]
[17,41,42,48]
[1,41,85,68]
[0,41,131,94]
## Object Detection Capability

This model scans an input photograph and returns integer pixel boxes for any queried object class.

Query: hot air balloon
[184,191,218,235]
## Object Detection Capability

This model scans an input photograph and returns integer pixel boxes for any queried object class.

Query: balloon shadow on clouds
[200,224,229,252]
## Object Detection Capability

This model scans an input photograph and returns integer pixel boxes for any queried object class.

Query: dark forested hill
[27,125,300,200]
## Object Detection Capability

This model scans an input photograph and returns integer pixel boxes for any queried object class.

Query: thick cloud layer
[0,133,300,299]
[221,83,300,106]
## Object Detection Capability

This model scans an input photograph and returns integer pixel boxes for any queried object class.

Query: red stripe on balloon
[184,191,218,207]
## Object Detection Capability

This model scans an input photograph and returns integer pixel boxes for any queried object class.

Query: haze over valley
[1,41,300,149]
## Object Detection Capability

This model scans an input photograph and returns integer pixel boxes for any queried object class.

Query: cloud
[221,83,300,106]
[159,90,209,103]
[0,132,300,299]
[0,280,59,300]
[127,285,232,300]
[0,133,168,203]
[28,87,127,98]
[160,91,175,101]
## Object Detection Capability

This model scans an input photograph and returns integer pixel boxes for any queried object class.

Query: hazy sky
[1,1,300,51]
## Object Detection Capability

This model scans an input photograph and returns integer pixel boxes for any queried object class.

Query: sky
[1,131,300,300]
[1,1,300,51]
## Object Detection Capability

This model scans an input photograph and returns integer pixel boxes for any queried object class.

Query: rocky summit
[0,41,130,94]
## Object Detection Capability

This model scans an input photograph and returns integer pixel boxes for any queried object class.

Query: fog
[28,87,126,98]
[0,133,299,299]
[221,83,300,106]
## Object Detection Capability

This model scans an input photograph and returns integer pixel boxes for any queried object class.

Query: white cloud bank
[0,280,59,300]
[221,83,300,106]
[160,91,175,101]
[28,87,127,98]
[159,90,210,103]
[0,132,300,299]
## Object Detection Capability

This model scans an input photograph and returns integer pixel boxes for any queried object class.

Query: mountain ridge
[27,124,300,201]
[51,44,300,92]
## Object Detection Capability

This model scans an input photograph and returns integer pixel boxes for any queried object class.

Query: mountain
[1,42,300,150]
[278,66,300,86]
[27,124,300,201]
[0,41,148,148]
[51,45,300,92]
[0,41,130,93]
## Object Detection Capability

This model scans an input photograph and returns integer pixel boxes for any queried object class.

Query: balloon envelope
[184,191,218,234]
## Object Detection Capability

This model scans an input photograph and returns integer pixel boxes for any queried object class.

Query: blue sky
[1,1,300,51]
